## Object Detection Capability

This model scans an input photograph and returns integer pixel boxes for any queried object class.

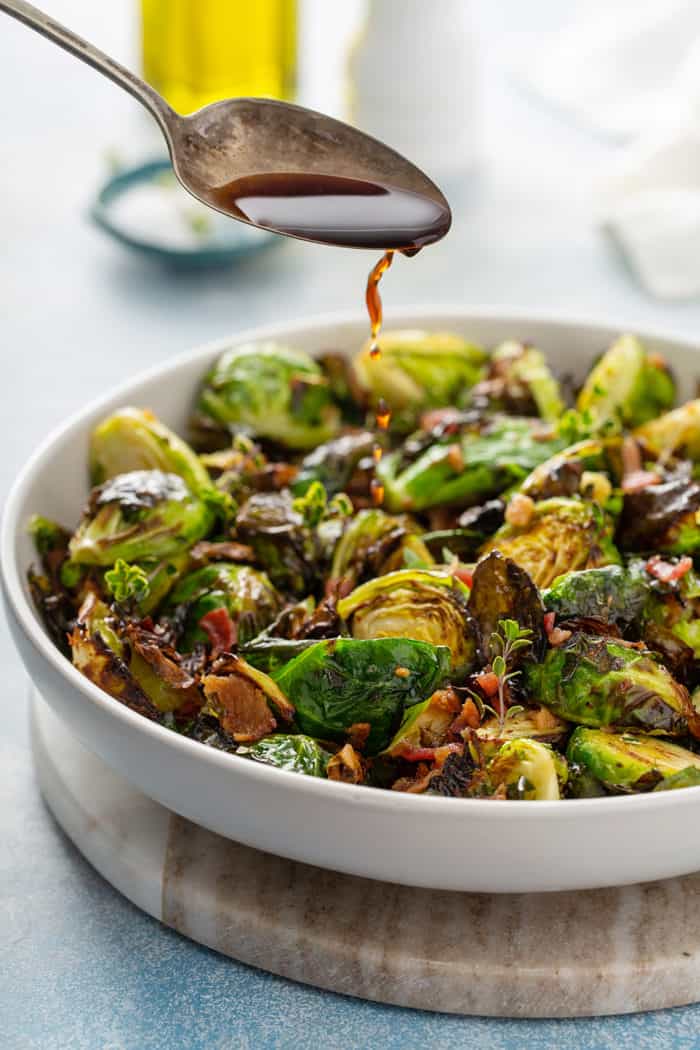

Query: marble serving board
[30,690,700,1018]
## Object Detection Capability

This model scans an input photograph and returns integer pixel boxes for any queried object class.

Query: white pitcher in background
[348,0,479,180]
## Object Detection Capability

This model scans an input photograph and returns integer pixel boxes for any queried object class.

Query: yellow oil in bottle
[141,0,297,114]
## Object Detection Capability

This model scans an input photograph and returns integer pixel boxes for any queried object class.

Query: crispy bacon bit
[325,576,355,600]
[447,443,464,473]
[394,666,411,678]
[505,492,535,528]
[454,566,473,588]
[401,742,462,763]
[201,671,276,742]
[548,627,572,647]
[199,607,237,656]
[326,744,365,783]
[190,540,255,565]
[622,437,643,478]
[533,705,561,732]
[622,470,660,494]
[347,722,371,751]
[646,555,693,584]
[420,407,464,432]
[543,612,556,635]
[449,698,481,737]
[475,671,500,697]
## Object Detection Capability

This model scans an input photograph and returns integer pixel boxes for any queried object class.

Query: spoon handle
[0,0,174,130]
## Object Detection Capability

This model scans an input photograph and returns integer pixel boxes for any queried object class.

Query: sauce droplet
[376,398,391,431]
[365,250,394,358]
[370,478,385,506]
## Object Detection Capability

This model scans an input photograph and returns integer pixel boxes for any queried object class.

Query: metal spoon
[0,0,451,250]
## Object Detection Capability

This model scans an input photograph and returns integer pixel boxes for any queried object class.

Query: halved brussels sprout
[69,470,213,567]
[525,632,695,736]
[475,706,569,755]
[89,407,211,491]
[567,727,700,793]
[237,734,331,776]
[352,330,487,430]
[69,593,198,716]
[197,342,340,450]
[486,738,568,800]
[337,569,475,674]
[235,491,318,596]
[480,498,620,590]
[273,637,451,753]
[381,689,462,758]
[467,551,545,661]
[635,400,700,461]
[130,552,190,615]
[577,334,675,431]
[542,564,650,625]
[520,438,621,501]
[618,471,700,556]
[329,508,434,590]
[654,768,700,791]
[377,416,564,513]
[165,562,283,650]
[291,431,376,497]
[470,341,564,421]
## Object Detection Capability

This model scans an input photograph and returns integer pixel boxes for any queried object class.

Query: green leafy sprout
[488,619,533,732]
[104,559,151,606]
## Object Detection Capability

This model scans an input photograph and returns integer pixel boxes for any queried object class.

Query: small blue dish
[90,158,278,269]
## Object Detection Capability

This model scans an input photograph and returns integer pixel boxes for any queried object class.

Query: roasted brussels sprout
[197,342,340,450]
[329,508,434,590]
[291,430,376,497]
[486,738,568,800]
[618,470,700,556]
[635,400,700,461]
[525,632,695,736]
[577,335,675,431]
[69,470,213,567]
[69,592,198,717]
[273,637,451,753]
[377,416,564,513]
[165,562,283,650]
[475,706,569,753]
[480,498,620,590]
[237,734,331,776]
[470,341,564,421]
[89,407,211,491]
[467,551,545,661]
[519,438,621,501]
[352,330,487,430]
[382,688,462,758]
[201,653,294,742]
[567,727,700,793]
[234,491,317,596]
[337,569,475,674]
[542,564,650,625]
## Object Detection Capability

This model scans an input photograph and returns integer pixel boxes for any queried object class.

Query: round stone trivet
[30,689,700,1018]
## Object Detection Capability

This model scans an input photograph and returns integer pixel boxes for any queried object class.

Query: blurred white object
[348,0,478,180]
[515,0,700,142]
[517,1,700,299]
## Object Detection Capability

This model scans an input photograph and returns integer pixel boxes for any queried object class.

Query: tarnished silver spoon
[0,0,451,251]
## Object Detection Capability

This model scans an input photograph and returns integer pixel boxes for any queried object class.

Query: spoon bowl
[0,0,451,251]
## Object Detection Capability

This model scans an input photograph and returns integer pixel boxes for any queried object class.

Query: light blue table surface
[5,3,700,1047]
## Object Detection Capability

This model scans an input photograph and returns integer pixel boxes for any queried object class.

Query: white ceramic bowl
[6,308,700,894]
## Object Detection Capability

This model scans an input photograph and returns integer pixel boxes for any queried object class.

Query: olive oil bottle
[141,0,297,115]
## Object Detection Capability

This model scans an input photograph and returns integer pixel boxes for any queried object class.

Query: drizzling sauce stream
[205,168,451,510]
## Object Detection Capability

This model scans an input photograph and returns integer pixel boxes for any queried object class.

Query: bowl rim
[6,304,700,820]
